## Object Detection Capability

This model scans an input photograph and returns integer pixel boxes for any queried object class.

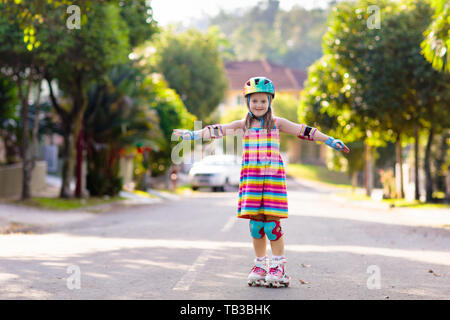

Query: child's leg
[250,214,267,257]
[269,236,284,256]
[265,216,284,256]
[253,237,267,257]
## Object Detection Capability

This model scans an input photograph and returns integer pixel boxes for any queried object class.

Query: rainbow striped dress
[237,118,288,219]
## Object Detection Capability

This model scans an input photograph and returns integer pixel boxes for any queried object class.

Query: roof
[224,60,307,92]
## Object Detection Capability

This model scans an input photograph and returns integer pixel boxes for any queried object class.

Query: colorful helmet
[243,77,275,98]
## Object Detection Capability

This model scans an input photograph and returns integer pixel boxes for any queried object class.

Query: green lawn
[286,163,449,210]
[381,198,449,209]
[286,163,352,188]
[338,191,450,209]
[12,196,126,211]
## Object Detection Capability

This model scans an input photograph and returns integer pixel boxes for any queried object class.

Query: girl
[173,76,349,288]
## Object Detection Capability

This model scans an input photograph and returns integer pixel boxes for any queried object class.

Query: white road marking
[221,216,236,232]
[172,250,212,291]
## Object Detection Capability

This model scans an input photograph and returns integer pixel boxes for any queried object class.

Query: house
[219,60,326,165]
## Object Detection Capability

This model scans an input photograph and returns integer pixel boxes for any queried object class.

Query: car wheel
[223,178,233,192]
[192,186,199,191]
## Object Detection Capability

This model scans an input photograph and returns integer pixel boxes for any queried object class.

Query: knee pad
[264,220,283,241]
[249,220,265,239]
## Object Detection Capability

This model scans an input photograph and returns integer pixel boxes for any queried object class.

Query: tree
[320,0,450,200]
[208,1,329,69]
[300,55,373,192]
[84,63,162,196]
[40,3,130,198]
[421,0,449,73]
[0,75,20,164]
[0,4,46,199]
[150,27,228,121]
[139,74,196,180]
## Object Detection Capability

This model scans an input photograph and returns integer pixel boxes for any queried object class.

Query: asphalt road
[0,178,449,300]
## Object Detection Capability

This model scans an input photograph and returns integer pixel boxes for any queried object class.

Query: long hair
[243,94,275,133]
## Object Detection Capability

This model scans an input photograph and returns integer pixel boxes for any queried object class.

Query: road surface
[0,178,449,299]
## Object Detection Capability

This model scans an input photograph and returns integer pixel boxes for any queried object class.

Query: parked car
[189,154,241,192]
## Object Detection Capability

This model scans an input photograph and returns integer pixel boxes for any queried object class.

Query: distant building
[220,60,325,165]
[221,60,306,112]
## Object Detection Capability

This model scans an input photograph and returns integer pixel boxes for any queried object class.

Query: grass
[381,198,449,209]
[286,163,352,188]
[286,163,449,210]
[12,196,127,211]
[338,191,450,209]
[131,190,158,198]
[154,184,193,195]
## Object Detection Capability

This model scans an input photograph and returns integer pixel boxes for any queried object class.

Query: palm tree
[84,63,162,196]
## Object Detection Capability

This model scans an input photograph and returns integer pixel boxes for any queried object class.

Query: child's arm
[277,117,350,153]
[173,119,245,141]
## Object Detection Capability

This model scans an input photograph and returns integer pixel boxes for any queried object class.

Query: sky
[151,0,331,26]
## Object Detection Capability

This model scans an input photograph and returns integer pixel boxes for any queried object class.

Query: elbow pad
[206,124,224,139]
[297,125,317,141]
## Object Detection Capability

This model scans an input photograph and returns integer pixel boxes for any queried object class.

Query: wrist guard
[180,130,200,141]
[325,137,344,151]
[297,125,317,141]
[206,124,223,139]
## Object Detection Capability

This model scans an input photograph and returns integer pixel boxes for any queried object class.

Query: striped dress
[237,118,288,219]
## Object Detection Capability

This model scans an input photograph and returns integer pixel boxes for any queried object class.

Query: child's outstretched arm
[277,117,350,153]
[172,119,245,141]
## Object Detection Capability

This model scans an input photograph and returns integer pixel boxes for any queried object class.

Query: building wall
[0,161,47,198]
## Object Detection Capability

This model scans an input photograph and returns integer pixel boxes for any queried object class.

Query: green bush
[87,171,123,197]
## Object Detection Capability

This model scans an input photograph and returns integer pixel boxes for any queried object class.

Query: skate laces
[251,265,267,275]
[269,265,283,277]
[269,258,286,277]
[252,257,268,274]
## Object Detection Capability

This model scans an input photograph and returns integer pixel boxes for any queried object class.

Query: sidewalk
[0,175,181,233]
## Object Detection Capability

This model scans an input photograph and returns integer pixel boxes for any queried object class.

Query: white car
[189,154,242,192]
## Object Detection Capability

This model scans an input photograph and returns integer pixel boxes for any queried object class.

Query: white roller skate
[265,257,290,288]
[247,256,268,287]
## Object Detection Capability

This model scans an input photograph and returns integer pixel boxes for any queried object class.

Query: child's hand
[325,137,350,153]
[173,129,190,140]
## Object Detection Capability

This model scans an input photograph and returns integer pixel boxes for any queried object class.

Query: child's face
[248,92,270,117]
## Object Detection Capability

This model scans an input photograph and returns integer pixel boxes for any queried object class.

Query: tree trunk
[351,171,358,192]
[46,76,87,198]
[74,79,87,198]
[424,126,434,202]
[32,79,42,169]
[395,134,405,199]
[364,142,373,197]
[17,77,32,200]
[75,112,84,198]
[414,124,420,200]
[60,126,74,198]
